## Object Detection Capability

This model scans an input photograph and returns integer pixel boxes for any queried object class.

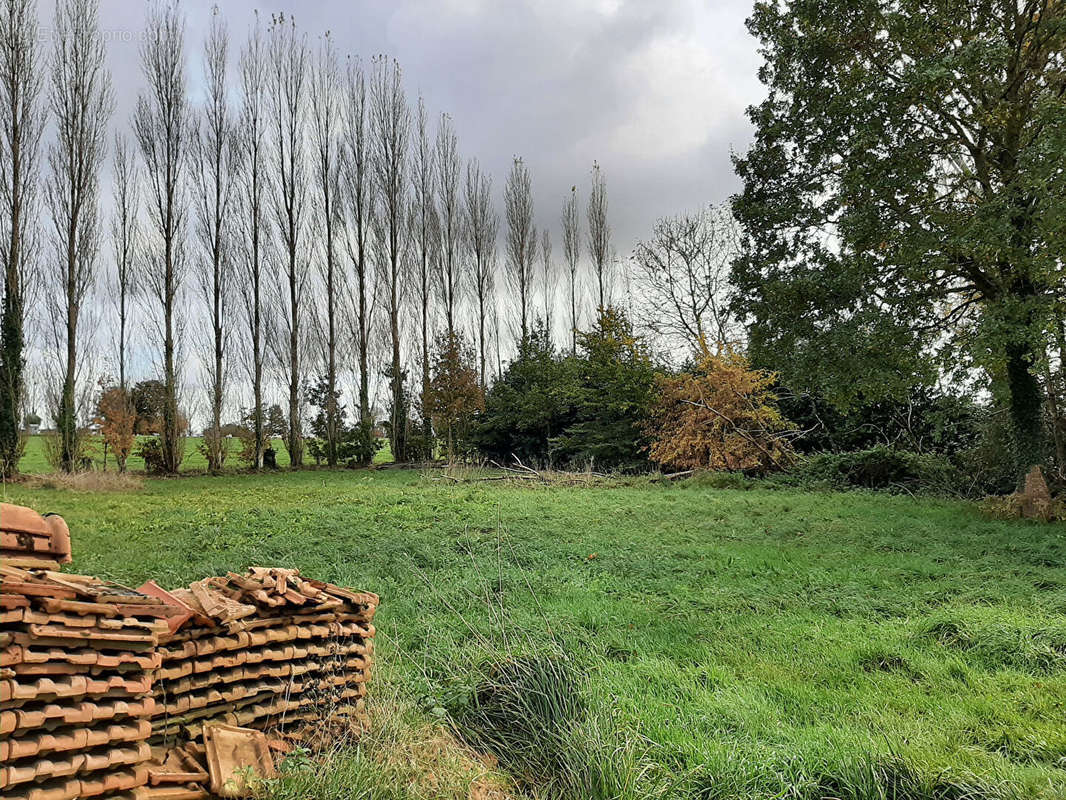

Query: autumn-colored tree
[424,331,484,462]
[647,345,793,473]
[94,385,136,473]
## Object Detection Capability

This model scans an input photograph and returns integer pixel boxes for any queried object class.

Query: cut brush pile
[0,503,378,800]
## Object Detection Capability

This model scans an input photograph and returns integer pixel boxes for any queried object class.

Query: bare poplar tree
[45,0,112,472]
[0,0,43,477]
[504,156,535,343]
[341,57,374,425]
[309,32,342,466]
[435,112,461,338]
[268,14,309,468]
[236,13,267,468]
[191,8,234,473]
[410,95,435,449]
[111,135,138,393]
[562,186,580,353]
[539,227,554,337]
[587,161,611,309]
[109,135,138,473]
[369,55,411,462]
[632,204,741,353]
[134,0,192,474]
[464,158,497,388]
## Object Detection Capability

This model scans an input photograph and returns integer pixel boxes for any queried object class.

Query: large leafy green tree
[732,0,1065,477]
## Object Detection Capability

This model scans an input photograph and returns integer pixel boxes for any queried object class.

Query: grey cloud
[88,0,761,254]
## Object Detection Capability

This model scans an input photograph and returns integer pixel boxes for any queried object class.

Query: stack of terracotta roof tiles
[1,562,177,800]
[2,502,378,800]
[1,502,72,569]
[145,568,377,750]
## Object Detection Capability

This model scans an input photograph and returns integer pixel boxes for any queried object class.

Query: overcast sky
[72,0,763,257]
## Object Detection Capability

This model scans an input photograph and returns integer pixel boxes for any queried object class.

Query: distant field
[18,434,394,473]
[9,469,1065,799]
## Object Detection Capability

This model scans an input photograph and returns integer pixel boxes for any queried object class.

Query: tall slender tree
[369,56,411,462]
[268,14,309,468]
[342,57,374,425]
[539,227,553,337]
[410,95,435,451]
[134,0,192,474]
[587,161,611,309]
[191,8,234,473]
[110,135,138,394]
[0,0,43,477]
[236,13,267,469]
[562,186,580,353]
[45,0,112,472]
[309,32,342,466]
[464,158,497,388]
[504,156,535,343]
[435,112,461,338]
[110,134,138,474]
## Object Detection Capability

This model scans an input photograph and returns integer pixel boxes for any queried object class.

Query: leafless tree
[134,0,192,474]
[191,8,234,472]
[309,31,342,466]
[44,0,112,471]
[539,227,554,338]
[0,0,44,477]
[341,56,374,425]
[410,95,434,447]
[108,135,138,473]
[587,161,611,309]
[504,156,536,343]
[268,14,309,467]
[632,204,741,354]
[464,158,497,388]
[369,55,411,461]
[562,186,580,353]
[235,13,267,468]
[435,112,462,338]
[110,134,138,394]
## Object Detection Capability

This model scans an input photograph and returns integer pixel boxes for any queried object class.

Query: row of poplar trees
[0,0,616,476]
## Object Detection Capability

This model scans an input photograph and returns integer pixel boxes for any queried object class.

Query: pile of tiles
[1,563,178,800]
[146,568,377,749]
[1,503,379,800]
[1,502,72,569]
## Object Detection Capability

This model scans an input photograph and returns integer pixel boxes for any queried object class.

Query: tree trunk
[288,246,302,468]
[421,270,431,455]
[1005,338,1046,483]
[0,120,24,479]
[162,230,181,474]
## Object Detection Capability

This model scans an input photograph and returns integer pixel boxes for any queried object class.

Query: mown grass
[6,469,1065,799]
[16,434,393,474]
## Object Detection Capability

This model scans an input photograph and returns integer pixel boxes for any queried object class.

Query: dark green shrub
[776,385,982,456]
[135,438,166,474]
[549,308,659,472]
[956,409,1022,496]
[304,377,381,467]
[793,446,959,492]
[472,325,575,466]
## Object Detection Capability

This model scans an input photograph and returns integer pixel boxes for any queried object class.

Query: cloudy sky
[77,0,763,256]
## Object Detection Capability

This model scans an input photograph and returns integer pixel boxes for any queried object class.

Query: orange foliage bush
[94,386,136,472]
[646,345,794,473]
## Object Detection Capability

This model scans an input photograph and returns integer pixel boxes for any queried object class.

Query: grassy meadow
[17,434,393,474]
[6,467,1066,799]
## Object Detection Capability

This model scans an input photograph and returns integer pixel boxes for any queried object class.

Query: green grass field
[17,434,393,473]
[7,469,1065,799]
